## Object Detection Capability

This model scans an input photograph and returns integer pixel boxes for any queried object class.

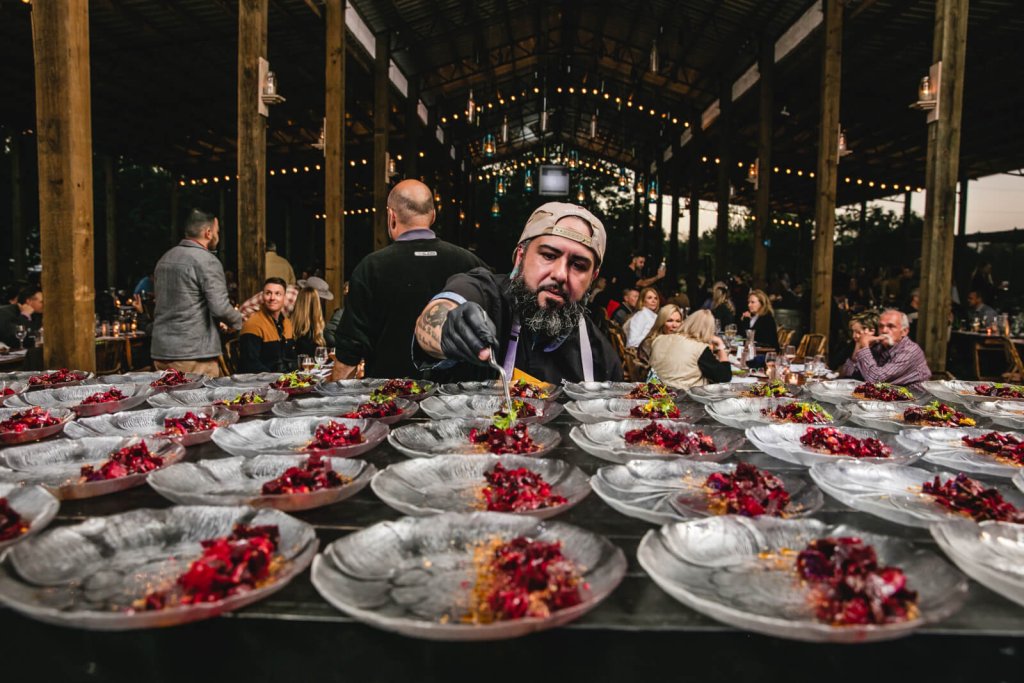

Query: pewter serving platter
[147,455,376,511]
[564,399,706,425]
[589,459,823,525]
[147,386,288,416]
[968,400,1024,431]
[923,379,1024,405]
[3,383,153,417]
[315,378,436,401]
[562,381,676,401]
[211,416,388,458]
[844,401,985,434]
[896,427,1024,479]
[744,423,925,468]
[437,380,562,401]
[568,420,745,464]
[930,520,1024,610]
[388,419,560,458]
[272,395,418,424]
[637,516,967,643]
[0,505,317,630]
[0,407,75,445]
[687,382,803,405]
[806,379,925,405]
[809,460,1024,527]
[419,395,562,425]
[0,436,186,500]
[704,398,848,430]
[63,406,239,446]
[206,373,317,396]
[310,511,626,640]
[0,483,60,553]
[89,371,207,392]
[370,454,589,518]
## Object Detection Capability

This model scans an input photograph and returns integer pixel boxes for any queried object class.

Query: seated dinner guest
[0,285,43,348]
[637,304,683,364]
[648,310,731,390]
[238,277,295,373]
[839,309,930,390]
[737,288,779,350]
[414,201,622,384]
[624,287,661,348]
[292,286,327,358]
[838,311,879,380]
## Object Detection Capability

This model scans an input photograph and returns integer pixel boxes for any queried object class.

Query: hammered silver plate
[896,427,1024,479]
[63,406,239,446]
[89,371,207,393]
[388,419,560,458]
[745,423,924,468]
[272,396,418,424]
[705,398,848,430]
[590,459,823,525]
[922,379,1024,405]
[315,378,437,401]
[4,383,153,417]
[809,460,1024,527]
[637,516,967,642]
[969,401,1024,431]
[806,379,924,405]
[687,382,803,405]
[147,386,288,416]
[310,511,626,640]
[437,380,563,401]
[0,505,317,630]
[0,407,75,445]
[844,400,985,434]
[211,416,388,458]
[564,398,706,424]
[371,455,589,518]
[0,436,186,500]
[0,483,60,553]
[147,455,376,511]
[561,381,676,401]
[420,395,562,425]
[931,519,1024,609]
[568,420,745,464]
[0,381,27,406]
[0,370,94,390]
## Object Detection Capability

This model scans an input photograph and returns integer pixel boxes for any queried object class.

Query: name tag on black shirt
[414,251,438,257]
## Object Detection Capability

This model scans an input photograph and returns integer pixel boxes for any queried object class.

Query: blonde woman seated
[623,287,662,348]
[648,309,731,390]
[291,286,326,358]
[637,304,684,364]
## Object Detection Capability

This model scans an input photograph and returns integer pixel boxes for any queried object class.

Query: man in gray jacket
[151,209,243,377]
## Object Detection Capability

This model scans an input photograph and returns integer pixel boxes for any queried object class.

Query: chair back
[222,337,241,375]
[95,339,124,375]
[777,327,794,349]
[973,336,1024,381]
[796,333,827,359]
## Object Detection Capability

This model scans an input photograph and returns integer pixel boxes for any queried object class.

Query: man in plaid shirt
[840,309,931,390]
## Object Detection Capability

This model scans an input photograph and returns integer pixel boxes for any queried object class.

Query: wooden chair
[776,327,794,349]
[796,333,828,359]
[973,336,1024,381]
[222,337,241,376]
[94,339,124,375]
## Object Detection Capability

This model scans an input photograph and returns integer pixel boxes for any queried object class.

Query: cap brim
[317,292,334,300]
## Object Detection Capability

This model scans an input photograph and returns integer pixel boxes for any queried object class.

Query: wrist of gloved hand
[439,301,498,365]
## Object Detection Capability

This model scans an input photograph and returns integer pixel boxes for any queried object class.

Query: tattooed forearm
[415,299,457,359]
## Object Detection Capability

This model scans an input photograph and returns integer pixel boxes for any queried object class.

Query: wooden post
[715,77,732,279]
[237,0,268,303]
[10,134,26,279]
[31,0,96,371]
[809,0,843,336]
[372,32,390,251]
[104,156,117,288]
[324,0,346,312]
[752,36,773,288]
[919,0,969,373]
[669,192,680,290]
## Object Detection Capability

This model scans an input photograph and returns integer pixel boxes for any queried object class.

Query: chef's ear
[511,244,526,274]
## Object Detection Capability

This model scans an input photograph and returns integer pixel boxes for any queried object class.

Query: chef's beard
[508,274,586,338]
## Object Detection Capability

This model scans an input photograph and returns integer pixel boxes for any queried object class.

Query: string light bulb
[482,133,496,158]
[496,176,506,197]
[467,89,476,124]
[501,115,509,144]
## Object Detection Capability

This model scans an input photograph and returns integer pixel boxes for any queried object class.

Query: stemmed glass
[298,355,315,373]
[725,324,738,340]
[784,344,797,363]
[764,351,778,380]
[14,324,27,351]
[314,346,329,369]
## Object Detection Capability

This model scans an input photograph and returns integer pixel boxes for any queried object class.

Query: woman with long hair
[291,286,325,358]
[838,311,880,379]
[737,288,779,350]
[637,304,683,363]
[710,284,735,328]
[624,287,662,348]
[648,309,731,390]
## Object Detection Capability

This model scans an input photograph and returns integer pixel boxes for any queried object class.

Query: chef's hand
[440,301,499,365]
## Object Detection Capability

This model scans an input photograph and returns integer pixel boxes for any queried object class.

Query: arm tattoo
[415,300,455,359]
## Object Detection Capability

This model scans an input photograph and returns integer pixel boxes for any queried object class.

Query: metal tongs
[486,347,515,417]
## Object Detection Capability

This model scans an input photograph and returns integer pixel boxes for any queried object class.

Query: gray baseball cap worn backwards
[516,202,607,266]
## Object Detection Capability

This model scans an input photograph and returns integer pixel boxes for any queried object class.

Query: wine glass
[764,351,778,379]
[725,324,738,340]
[13,324,26,351]
[314,346,329,368]
[784,344,797,363]
[298,355,314,373]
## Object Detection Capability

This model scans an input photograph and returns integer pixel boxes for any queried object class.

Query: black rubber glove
[440,301,499,365]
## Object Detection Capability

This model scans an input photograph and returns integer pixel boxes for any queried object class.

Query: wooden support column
[103,156,117,288]
[372,32,390,251]
[715,78,732,279]
[669,192,680,290]
[237,0,268,302]
[31,0,96,371]
[919,0,970,373]
[324,0,346,312]
[809,0,843,336]
[10,133,26,279]
[752,36,773,288]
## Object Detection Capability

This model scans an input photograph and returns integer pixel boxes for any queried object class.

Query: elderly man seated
[839,308,930,390]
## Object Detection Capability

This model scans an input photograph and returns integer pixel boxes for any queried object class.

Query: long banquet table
[2,404,1023,681]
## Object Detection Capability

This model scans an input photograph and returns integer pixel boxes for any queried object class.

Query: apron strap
[578,317,594,382]
[502,316,521,378]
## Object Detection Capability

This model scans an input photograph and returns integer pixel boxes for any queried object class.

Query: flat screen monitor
[538,165,570,196]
